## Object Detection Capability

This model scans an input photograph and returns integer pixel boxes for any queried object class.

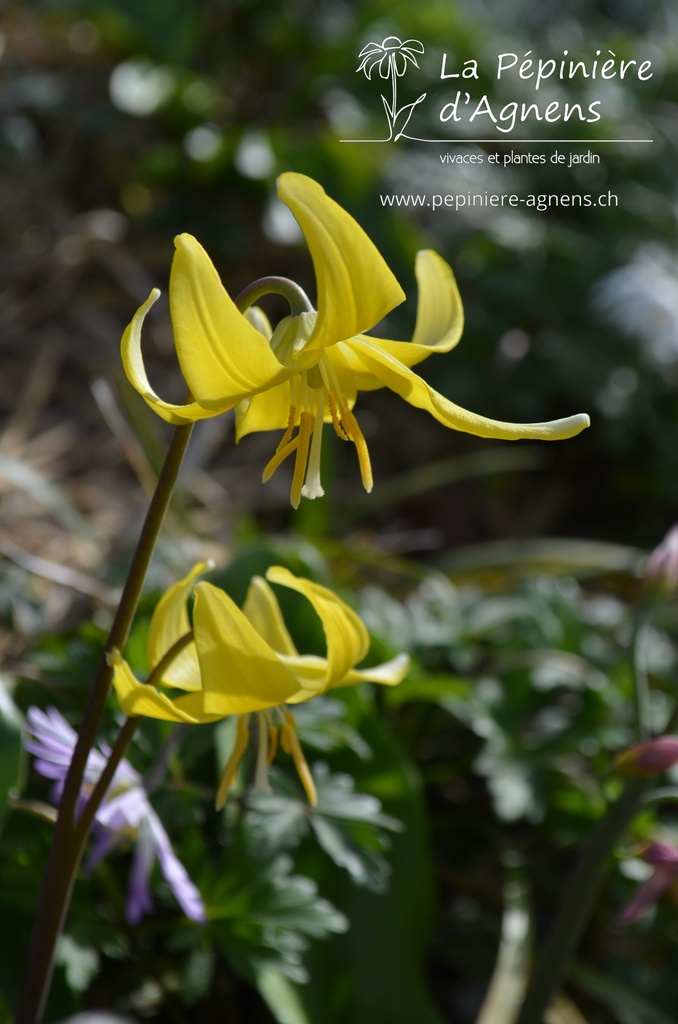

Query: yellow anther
[339,403,373,493]
[215,714,251,809]
[281,712,318,805]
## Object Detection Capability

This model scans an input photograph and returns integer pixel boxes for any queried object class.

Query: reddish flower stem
[16,421,193,1024]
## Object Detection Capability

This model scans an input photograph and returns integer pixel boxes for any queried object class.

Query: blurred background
[2,1,678,1022]
[2,0,678,575]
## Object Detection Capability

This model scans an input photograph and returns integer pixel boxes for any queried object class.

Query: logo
[348,37,654,144]
[357,36,427,142]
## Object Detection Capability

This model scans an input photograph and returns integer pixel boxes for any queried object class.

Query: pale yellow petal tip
[387,652,411,684]
[552,412,591,438]
[360,651,411,687]
[517,413,590,441]
[173,232,199,251]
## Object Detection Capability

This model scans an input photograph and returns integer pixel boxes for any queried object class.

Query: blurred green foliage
[2,534,678,1022]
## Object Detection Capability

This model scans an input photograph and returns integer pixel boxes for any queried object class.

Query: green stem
[235,276,313,316]
[75,635,194,846]
[16,420,193,1024]
[515,776,648,1024]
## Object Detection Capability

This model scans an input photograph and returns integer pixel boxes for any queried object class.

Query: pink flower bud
[644,525,678,600]
[616,841,678,925]
[643,841,678,869]
[616,736,678,776]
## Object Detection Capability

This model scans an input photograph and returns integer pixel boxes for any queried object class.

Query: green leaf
[255,965,313,1024]
[245,764,401,890]
[181,945,215,1008]
[208,839,347,984]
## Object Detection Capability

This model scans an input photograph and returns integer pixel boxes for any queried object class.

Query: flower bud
[616,841,678,925]
[644,525,678,601]
[616,735,678,776]
[643,840,678,869]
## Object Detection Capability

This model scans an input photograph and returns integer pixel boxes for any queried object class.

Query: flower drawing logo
[357,36,427,141]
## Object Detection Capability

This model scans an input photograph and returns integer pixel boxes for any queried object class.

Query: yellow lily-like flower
[122,173,590,507]
[108,562,409,806]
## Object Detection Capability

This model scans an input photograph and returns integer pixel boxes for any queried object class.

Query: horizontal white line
[340,138,654,144]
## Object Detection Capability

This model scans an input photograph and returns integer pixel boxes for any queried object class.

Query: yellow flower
[122,173,590,507]
[108,562,409,806]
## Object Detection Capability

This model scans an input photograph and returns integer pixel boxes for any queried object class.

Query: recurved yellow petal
[365,250,464,368]
[170,234,291,409]
[332,651,411,689]
[147,562,209,691]
[108,650,205,723]
[193,582,301,715]
[265,566,369,689]
[278,650,410,701]
[349,338,591,440]
[242,575,298,656]
[121,289,219,425]
[277,173,405,357]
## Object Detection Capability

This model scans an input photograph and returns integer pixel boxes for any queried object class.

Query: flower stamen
[328,393,349,440]
[262,433,300,482]
[290,411,314,509]
[339,402,373,493]
[276,404,297,453]
[280,712,317,805]
[216,714,251,809]
[267,724,279,765]
[253,712,273,795]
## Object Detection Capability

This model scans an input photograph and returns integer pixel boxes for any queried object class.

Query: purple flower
[617,841,678,925]
[24,706,206,924]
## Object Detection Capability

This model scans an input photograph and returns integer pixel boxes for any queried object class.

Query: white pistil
[301,388,326,499]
